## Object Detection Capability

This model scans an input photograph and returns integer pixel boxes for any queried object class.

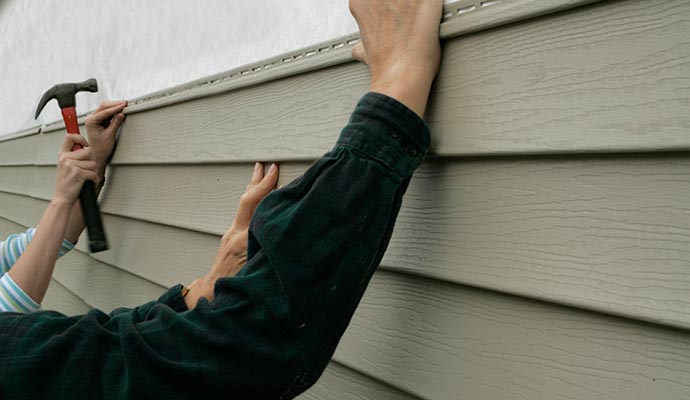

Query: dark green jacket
[0,92,430,399]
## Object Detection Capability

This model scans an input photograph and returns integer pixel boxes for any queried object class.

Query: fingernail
[269,163,277,173]
[254,162,261,171]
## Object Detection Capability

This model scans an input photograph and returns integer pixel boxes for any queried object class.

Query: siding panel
[299,362,420,400]
[336,270,690,400]
[41,279,92,315]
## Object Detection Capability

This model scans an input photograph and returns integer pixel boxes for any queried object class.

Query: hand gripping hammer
[35,78,108,253]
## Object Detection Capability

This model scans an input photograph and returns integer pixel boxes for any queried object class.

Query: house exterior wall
[1,0,689,398]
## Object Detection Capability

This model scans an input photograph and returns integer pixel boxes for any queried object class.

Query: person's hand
[84,100,127,174]
[184,162,280,310]
[350,0,443,116]
[54,135,100,206]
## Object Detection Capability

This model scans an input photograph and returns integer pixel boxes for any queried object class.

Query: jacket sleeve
[0,92,430,399]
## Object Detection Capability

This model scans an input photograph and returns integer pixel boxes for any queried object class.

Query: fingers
[247,162,265,190]
[60,134,89,153]
[106,112,126,135]
[234,163,279,229]
[86,101,127,127]
[254,163,279,194]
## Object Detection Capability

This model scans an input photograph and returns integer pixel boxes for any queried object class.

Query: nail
[269,163,277,173]
[254,162,261,171]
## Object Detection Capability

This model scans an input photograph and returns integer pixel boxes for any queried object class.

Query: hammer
[35,78,108,253]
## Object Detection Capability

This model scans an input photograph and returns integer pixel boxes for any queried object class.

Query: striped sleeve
[0,227,76,313]
[0,227,75,275]
[0,273,40,313]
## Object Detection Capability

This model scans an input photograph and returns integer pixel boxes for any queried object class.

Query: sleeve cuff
[58,239,76,258]
[335,92,431,179]
[156,284,189,312]
[0,274,40,313]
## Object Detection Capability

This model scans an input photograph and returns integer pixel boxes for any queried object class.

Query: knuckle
[239,192,252,205]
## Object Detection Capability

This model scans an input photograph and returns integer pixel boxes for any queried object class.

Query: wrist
[369,64,435,117]
[50,196,76,211]
[95,162,107,178]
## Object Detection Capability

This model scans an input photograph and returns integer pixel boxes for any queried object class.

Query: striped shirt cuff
[58,237,76,257]
[0,273,40,313]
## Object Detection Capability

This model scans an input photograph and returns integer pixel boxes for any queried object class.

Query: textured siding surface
[1,0,689,398]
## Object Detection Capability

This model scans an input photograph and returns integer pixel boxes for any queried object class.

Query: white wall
[0,0,357,136]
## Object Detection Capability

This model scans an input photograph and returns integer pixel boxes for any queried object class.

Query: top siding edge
[3,0,608,138]
[0,126,40,143]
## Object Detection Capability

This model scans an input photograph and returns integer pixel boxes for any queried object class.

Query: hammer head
[35,78,98,119]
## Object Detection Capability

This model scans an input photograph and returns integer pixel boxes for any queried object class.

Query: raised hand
[350,0,443,117]
[84,100,127,173]
[184,162,280,310]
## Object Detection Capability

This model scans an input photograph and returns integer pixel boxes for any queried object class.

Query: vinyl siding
[0,0,689,398]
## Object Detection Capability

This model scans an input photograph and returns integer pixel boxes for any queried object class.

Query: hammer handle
[79,181,108,253]
[61,107,109,253]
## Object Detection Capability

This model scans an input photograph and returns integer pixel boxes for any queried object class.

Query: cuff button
[404,144,419,157]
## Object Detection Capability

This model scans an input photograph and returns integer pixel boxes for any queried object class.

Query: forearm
[8,199,73,304]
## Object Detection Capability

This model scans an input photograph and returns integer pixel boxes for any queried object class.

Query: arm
[6,135,100,306]
[0,228,74,276]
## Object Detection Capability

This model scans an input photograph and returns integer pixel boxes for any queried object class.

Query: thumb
[61,134,89,153]
[351,41,368,65]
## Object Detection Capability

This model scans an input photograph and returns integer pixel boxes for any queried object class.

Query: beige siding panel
[299,362,420,400]
[0,166,39,196]
[0,192,46,227]
[99,0,690,165]
[95,155,690,330]
[101,164,262,234]
[41,279,92,315]
[0,217,167,313]
[52,250,167,313]
[0,165,61,200]
[82,215,218,288]
[0,134,40,166]
[35,129,78,166]
[335,270,690,400]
